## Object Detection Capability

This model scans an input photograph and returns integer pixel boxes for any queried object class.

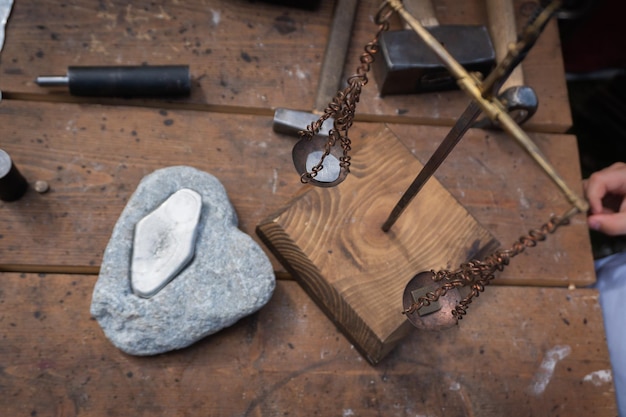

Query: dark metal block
[373,26,495,95]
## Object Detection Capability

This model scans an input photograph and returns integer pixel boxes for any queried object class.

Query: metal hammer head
[498,85,539,123]
[373,27,495,95]
[472,85,539,129]
[273,108,334,138]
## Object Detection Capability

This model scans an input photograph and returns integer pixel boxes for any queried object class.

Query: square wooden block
[257,126,499,364]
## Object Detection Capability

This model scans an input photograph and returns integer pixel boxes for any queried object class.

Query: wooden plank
[0,273,616,416]
[0,0,571,132]
[387,123,595,287]
[0,0,334,111]
[257,126,500,363]
[0,100,302,272]
[0,100,592,287]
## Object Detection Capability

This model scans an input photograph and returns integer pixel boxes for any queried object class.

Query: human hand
[584,162,626,236]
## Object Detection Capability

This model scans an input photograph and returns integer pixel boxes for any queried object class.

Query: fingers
[585,162,626,214]
[585,163,626,236]
[588,212,626,236]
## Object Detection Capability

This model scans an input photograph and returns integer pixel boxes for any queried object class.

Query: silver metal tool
[373,0,496,95]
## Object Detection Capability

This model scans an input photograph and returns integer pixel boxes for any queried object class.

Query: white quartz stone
[131,188,202,298]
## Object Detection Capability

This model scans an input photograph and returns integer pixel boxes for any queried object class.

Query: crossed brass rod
[384,0,589,219]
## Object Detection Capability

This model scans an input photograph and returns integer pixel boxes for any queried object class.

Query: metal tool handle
[70,65,190,97]
[37,65,191,97]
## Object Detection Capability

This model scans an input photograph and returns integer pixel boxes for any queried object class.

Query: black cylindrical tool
[0,149,28,202]
[36,65,191,97]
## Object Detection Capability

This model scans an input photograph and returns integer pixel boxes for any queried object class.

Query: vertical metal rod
[382,102,482,232]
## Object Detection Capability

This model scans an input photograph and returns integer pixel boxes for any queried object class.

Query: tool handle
[485,0,524,91]
[402,0,439,27]
[314,0,358,112]
[67,65,191,97]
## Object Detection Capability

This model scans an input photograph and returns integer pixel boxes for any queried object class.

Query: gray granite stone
[90,166,275,356]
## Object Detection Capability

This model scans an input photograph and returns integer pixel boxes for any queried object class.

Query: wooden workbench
[1,0,570,132]
[0,0,617,415]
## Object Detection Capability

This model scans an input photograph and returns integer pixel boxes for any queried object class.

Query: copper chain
[300,4,393,183]
[403,214,571,320]
[299,2,572,321]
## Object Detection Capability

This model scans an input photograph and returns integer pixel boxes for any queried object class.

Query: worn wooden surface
[0,0,571,132]
[257,126,501,363]
[0,273,616,416]
[386,123,596,287]
[0,100,299,272]
[0,0,616,414]
[0,100,594,287]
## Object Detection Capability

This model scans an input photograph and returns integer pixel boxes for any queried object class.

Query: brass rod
[496,108,588,212]
[383,0,588,225]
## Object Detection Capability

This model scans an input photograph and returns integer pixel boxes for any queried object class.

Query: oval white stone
[131,188,202,298]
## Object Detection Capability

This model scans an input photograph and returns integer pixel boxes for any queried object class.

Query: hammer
[272,0,358,137]
[372,0,496,95]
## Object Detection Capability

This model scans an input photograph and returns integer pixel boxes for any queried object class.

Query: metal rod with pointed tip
[381,102,482,232]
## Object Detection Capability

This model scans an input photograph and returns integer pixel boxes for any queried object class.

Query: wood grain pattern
[0,101,593,287]
[0,0,571,131]
[0,0,334,111]
[0,0,613,413]
[386,123,595,287]
[257,127,500,363]
[0,100,302,272]
[0,273,616,416]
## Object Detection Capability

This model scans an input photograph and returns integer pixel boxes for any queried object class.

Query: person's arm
[584,162,626,236]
